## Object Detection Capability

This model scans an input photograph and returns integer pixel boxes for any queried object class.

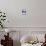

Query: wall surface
[0,0,46,27]
[0,0,46,46]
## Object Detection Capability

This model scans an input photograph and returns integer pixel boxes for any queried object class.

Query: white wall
[0,0,46,27]
[0,1,46,46]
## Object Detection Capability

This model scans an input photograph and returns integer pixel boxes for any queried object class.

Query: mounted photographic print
[22,9,27,15]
